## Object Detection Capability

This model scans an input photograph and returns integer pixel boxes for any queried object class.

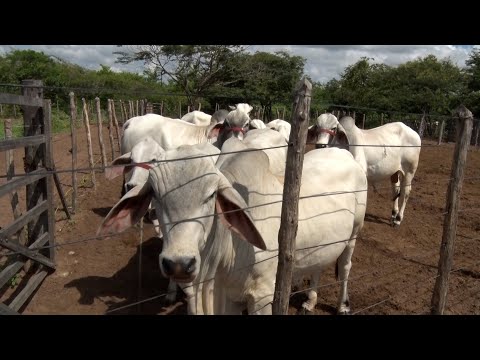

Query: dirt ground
[1,123,479,315]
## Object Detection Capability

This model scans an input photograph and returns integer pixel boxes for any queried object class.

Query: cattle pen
[0,79,479,315]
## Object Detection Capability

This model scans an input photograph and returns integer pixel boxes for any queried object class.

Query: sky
[0,45,476,83]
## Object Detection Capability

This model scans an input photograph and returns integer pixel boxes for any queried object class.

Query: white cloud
[0,45,474,83]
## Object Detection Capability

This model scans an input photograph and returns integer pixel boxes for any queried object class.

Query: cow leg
[301,275,319,313]
[336,238,357,315]
[390,172,401,226]
[394,172,414,227]
[247,286,274,315]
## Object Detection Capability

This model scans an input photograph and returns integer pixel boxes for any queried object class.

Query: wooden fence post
[82,98,96,190]
[418,111,426,138]
[353,111,356,121]
[21,79,44,250]
[381,113,384,125]
[472,119,479,147]
[272,77,312,315]
[95,97,107,169]
[146,102,153,114]
[438,120,446,145]
[140,99,144,116]
[160,101,164,116]
[107,99,116,161]
[69,92,77,213]
[198,102,202,111]
[111,100,121,151]
[179,100,182,118]
[362,114,366,129]
[431,105,474,314]
[136,100,139,117]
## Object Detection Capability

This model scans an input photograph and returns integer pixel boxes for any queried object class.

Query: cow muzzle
[160,256,197,282]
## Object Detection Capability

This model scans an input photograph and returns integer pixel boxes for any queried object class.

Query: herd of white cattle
[97,104,422,315]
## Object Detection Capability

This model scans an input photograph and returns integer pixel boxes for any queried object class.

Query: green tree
[114,45,246,108]
[235,51,305,121]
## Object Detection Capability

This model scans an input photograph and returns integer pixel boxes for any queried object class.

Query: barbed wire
[2,140,478,181]
[1,82,476,121]
[105,231,479,314]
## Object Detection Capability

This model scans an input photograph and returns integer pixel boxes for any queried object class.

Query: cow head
[105,136,165,193]
[97,143,265,283]
[307,113,349,149]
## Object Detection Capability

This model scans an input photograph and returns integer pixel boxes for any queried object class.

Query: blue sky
[0,45,475,83]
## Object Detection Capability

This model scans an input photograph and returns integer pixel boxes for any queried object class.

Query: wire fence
[1,84,479,315]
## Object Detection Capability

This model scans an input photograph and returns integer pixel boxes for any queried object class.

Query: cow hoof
[298,307,314,315]
[337,309,351,315]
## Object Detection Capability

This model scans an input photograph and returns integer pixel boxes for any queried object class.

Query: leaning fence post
[418,111,426,139]
[362,114,366,129]
[82,98,96,190]
[107,99,116,161]
[437,120,446,145]
[272,77,312,315]
[69,92,78,213]
[95,97,107,169]
[111,100,121,151]
[431,105,473,315]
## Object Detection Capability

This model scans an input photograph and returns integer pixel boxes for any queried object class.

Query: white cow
[181,111,212,126]
[266,119,291,142]
[214,103,253,146]
[216,128,288,175]
[308,114,421,227]
[97,143,368,315]
[249,119,266,130]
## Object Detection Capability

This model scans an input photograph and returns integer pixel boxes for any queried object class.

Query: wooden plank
[0,303,18,315]
[69,92,78,213]
[272,77,312,315]
[0,93,43,107]
[0,135,45,152]
[0,169,46,198]
[0,201,48,242]
[431,106,474,314]
[0,233,49,289]
[9,268,48,312]
[0,233,55,269]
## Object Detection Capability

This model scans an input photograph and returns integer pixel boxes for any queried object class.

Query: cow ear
[208,123,224,139]
[105,152,132,180]
[335,123,350,150]
[215,174,266,251]
[97,182,153,236]
[307,125,316,144]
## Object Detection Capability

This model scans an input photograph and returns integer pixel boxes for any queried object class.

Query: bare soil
[1,125,479,315]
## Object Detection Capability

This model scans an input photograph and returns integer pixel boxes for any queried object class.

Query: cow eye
[205,191,216,203]
[332,127,337,131]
